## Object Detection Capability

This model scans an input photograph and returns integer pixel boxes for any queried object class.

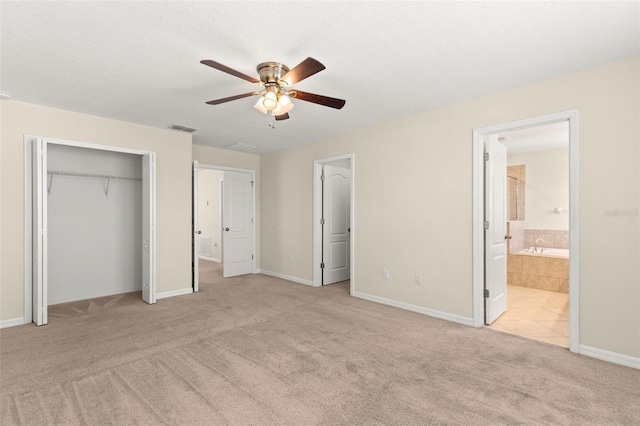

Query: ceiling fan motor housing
[257,62,290,84]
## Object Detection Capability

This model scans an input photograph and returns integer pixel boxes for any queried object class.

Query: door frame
[313,154,355,293]
[192,162,257,289]
[471,110,580,353]
[23,135,157,324]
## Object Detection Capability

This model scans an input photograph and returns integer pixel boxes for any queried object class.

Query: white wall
[47,144,142,304]
[508,148,569,230]
[260,57,640,360]
[198,169,223,261]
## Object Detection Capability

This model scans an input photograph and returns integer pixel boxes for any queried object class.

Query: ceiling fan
[200,57,346,121]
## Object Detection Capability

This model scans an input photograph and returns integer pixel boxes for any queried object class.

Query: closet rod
[47,170,141,181]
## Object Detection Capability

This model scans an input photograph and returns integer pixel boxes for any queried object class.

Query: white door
[141,153,156,304]
[322,165,350,284]
[485,136,508,324]
[192,161,199,292]
[222,171,254,278]
[32,138,48,325]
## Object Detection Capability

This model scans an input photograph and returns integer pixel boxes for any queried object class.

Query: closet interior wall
[47,144,142,304]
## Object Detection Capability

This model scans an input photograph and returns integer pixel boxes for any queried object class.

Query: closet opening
[25,136,156,326]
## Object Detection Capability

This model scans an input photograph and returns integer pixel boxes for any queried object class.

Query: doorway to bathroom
[472,110,580,353]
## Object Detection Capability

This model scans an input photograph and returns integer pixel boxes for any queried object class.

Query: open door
[192,161,199,292]
[322,164,351,285]
[32,138,48,325]
[485,136,508,324]
[222,171,254,278]
[141,153,156,304]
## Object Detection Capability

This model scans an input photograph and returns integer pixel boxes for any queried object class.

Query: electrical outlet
[415,274,422,285]
[383,268,390,279]
[289,254,294,263]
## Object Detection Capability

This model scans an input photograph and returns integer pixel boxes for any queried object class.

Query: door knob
[197,230,201,234]
[225,227,230,231]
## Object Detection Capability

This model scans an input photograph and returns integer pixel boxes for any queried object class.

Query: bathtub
[518,247,569,259]
[510,248,569,293]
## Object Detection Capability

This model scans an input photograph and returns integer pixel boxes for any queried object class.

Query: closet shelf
[47,170,141,197]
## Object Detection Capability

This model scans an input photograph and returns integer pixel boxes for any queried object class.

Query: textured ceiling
[1,1,638,154]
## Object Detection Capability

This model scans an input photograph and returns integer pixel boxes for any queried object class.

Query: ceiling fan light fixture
[202,57,346,122]
[254,98,268,114]
[263,90,278,110]
[278,94,295,114]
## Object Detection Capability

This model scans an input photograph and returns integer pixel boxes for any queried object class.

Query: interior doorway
[472,110,580,353]
[25,136,157,326]
[486,122,571,347]
[192,162,256,292]
[313,154,355,291]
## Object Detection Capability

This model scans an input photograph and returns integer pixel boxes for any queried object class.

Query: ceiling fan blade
[292,90,346,109]
[279,57,325,86]
[275,113,290,121]
[205,92,257,105]
[201,59,260,84]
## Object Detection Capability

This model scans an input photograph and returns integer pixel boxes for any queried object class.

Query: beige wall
[261,57,640,359]
[0,101,193,321]
[508,148,569,230]
[192,144,261,268]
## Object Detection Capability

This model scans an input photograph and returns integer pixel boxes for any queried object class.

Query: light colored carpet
[1,260,639,425]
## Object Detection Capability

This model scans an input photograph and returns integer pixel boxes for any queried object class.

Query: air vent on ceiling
[225,143,256,152]
[168,123,199,133]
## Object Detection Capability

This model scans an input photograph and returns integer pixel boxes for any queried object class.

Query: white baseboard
[156,287,193,300]
[260,270,314,287]
[198,255,220,263]
[0,317,29,329]
[352,291,474,327]
[580,345,640,370]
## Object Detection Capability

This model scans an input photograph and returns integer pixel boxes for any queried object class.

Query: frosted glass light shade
[254,97,268,114]
[263,91,277,110]
[278,94,295,113]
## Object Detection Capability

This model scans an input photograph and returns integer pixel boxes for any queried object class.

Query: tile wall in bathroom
[507,221,525,253]
[523,229,569,249]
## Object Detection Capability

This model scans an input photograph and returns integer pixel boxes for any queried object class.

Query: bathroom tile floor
[487,285,569,347]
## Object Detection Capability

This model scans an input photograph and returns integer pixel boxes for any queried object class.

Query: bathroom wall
[507,165,525,221]
[507,147,569,231]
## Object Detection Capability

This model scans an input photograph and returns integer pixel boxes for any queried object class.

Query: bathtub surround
[508,250,569,293]
[524,229,569,250]
[506,221,525,253]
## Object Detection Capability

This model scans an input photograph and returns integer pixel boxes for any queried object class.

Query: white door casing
[141,153,156,304]
[322,165,351,284]
[222,171,254,278]
[192,161,199,292]
[32,138,48,325]
[484,136,508,324]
